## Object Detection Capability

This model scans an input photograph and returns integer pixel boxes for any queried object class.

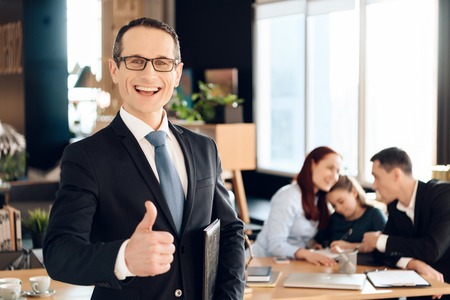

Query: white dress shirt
[114,107,187,279]
[376,180,418,269]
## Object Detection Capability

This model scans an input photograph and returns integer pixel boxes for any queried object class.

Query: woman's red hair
[295,146,338,229]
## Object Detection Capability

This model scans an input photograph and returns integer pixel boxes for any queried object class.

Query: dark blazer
[43,114,246,300]
[377,180,450,283]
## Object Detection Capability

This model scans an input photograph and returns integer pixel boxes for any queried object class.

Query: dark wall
[23,0,70,170]
[438,0,450,164]
[175,0,291,199]
[175,0,254,123]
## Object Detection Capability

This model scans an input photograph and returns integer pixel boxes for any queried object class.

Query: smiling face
[311,153,341,193]
[109,26,183,127]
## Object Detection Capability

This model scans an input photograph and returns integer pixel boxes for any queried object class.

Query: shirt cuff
[396,257,413,269]
[114,239,135,280]
[376,234,388,253]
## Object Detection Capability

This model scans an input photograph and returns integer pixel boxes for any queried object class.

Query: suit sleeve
[43,143,124,288]
[384,184,450,265]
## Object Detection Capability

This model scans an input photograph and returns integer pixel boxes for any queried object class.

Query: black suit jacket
[377,180,450,282]
[43,114,246,299]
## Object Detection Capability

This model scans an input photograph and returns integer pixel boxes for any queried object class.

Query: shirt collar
[120,107,172,141]
[396,180,418,221]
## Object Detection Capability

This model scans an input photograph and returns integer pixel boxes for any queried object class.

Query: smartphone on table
[274,256,290,264]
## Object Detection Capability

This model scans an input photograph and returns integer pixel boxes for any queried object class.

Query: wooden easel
[179,123,256,224]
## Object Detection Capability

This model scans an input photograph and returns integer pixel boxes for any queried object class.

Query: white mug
[0,283,21,300]
[29,276,51,294]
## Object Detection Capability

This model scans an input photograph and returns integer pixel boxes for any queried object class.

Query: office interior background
[0,0,449,221]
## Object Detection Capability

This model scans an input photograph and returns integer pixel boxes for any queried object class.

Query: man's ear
[109,59,119,84]
[393,167,402,181]
[174,62,184,87]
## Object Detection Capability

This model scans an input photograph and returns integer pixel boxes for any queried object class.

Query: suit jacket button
[175,289,183,297]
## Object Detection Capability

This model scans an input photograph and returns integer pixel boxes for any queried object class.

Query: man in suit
[43,17,246,299]
[360,147,450,299]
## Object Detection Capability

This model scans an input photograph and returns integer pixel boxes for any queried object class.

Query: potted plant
[171,81,244,123]
[23,208,50,249]
[170,90,203,122]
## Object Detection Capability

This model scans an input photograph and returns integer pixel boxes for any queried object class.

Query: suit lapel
[413,181,426,234]
[110,115,179,233]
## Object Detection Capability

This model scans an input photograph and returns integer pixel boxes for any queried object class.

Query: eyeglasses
[116,56,179,72]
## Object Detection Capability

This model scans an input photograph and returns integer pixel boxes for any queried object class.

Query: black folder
[203,219,220,300]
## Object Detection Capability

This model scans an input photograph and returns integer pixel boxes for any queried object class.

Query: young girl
[326,175,386,252]
[251,146,341,266]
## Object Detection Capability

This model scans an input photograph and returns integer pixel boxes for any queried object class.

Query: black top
[330,206,387,243]
[316,206,386,247]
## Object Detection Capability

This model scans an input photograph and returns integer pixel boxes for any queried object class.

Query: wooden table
[0,268,93,299]
[2,259,449,300]
[246,257,450,299]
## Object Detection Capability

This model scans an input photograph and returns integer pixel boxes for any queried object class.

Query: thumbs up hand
[125,201,175,276]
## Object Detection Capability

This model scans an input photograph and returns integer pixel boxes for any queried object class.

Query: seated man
[361,147,450,299]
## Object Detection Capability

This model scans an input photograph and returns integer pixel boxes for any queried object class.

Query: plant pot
[204,105,243,124]
[31,232,46,249]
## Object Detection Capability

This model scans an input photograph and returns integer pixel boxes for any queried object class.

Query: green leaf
[23,208,50,233]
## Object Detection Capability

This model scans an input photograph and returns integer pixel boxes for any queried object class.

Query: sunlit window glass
[306,9,358,175]
[254,2,306,175]
[67,0,102,136]
[363,0,437,182]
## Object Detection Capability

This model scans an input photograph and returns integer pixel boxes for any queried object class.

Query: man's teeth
[136,86,158,92]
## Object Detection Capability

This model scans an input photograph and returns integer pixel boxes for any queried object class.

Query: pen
[340,228,353,241]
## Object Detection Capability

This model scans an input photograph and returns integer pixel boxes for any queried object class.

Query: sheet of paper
[310,248,339,259]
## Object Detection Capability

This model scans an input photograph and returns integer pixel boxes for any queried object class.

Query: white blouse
[251,182,319,258]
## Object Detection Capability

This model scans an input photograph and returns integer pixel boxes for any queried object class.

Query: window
[363,0,437,182]
[306,4,359,176]
[254,1,306,176]
[67,0,102,136]
[254,0,437,184]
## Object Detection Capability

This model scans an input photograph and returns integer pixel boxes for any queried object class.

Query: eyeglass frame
[114,55,180,72]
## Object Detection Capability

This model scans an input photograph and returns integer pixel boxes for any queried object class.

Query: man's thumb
[137,200,157,231]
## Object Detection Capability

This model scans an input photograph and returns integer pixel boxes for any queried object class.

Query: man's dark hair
[370,147,413,175]
[112,17,181,64]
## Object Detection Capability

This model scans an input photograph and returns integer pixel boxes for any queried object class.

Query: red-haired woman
[252,146,341,266]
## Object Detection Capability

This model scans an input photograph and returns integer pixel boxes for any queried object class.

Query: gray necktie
[146,131,184,233]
